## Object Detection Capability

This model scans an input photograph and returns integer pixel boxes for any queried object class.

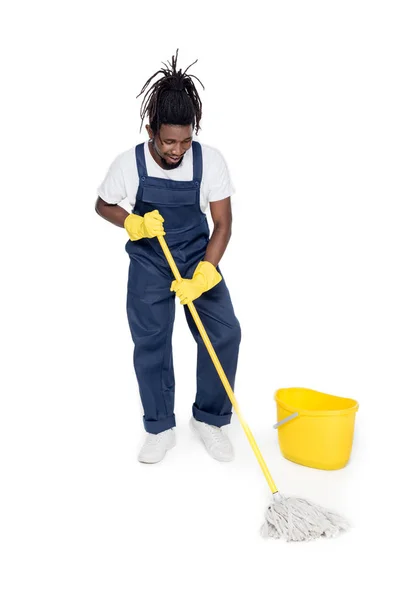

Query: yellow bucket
[274,388,359,470]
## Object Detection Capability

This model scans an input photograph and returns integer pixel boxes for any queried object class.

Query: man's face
[147,124,193,169]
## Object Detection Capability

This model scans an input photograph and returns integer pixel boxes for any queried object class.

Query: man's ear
[145,124,154,140]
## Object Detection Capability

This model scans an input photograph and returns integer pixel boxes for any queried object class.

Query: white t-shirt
[97,140,235,214]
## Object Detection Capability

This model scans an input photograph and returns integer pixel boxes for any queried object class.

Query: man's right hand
[124,210,165,241]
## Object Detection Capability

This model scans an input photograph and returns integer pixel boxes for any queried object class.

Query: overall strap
[192,141,203,182]
[135,143,148,178]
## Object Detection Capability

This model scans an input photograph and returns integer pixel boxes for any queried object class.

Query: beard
[150,139,184,170]
[159,155,184,170]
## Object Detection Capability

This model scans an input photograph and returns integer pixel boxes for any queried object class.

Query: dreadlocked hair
[136,48,205,135]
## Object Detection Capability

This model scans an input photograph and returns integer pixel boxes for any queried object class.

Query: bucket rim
[274,387,359,417]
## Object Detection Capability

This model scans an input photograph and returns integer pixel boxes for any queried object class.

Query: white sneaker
[138,428,176,463]
[190,417,234,462]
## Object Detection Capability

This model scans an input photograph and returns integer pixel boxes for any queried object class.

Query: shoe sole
[189,418,234,462]
[138,436,176,464]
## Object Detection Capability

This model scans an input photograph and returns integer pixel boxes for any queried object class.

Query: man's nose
[172,144,184,155]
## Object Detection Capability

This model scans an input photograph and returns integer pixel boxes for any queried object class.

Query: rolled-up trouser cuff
[192,405,232,427]
[143,414,176,434]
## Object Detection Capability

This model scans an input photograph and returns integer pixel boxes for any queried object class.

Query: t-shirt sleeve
[207,149,236,203]
[97,154,127,205]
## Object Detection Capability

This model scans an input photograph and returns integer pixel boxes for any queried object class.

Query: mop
[157,235,350,541]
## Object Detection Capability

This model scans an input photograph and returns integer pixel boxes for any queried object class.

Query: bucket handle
[273,412,299,429]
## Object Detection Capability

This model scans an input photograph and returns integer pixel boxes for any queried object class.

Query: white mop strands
[260,492,351,541]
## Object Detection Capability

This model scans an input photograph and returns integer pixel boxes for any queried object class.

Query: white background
[1,1,399,598]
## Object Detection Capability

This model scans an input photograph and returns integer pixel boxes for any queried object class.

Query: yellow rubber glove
[170,261,222,305]
[124,209,165,241]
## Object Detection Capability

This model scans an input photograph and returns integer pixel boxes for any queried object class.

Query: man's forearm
[95,198,130,228]
[95,198,232,266]
[204,225,232,267]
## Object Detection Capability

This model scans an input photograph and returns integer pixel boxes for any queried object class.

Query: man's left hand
[170,261,222,305]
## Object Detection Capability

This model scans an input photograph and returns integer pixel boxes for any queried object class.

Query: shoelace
[202,423,227,444]
[145,430,171,446]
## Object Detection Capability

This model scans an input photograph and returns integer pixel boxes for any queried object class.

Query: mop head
[260,493,350,541]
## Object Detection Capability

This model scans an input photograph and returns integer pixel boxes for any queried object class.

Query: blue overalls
[125,141,241,434]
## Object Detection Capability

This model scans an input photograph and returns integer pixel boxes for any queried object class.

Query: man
[95,50,241,464]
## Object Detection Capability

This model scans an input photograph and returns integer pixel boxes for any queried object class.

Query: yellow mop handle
[157,235,279,495]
